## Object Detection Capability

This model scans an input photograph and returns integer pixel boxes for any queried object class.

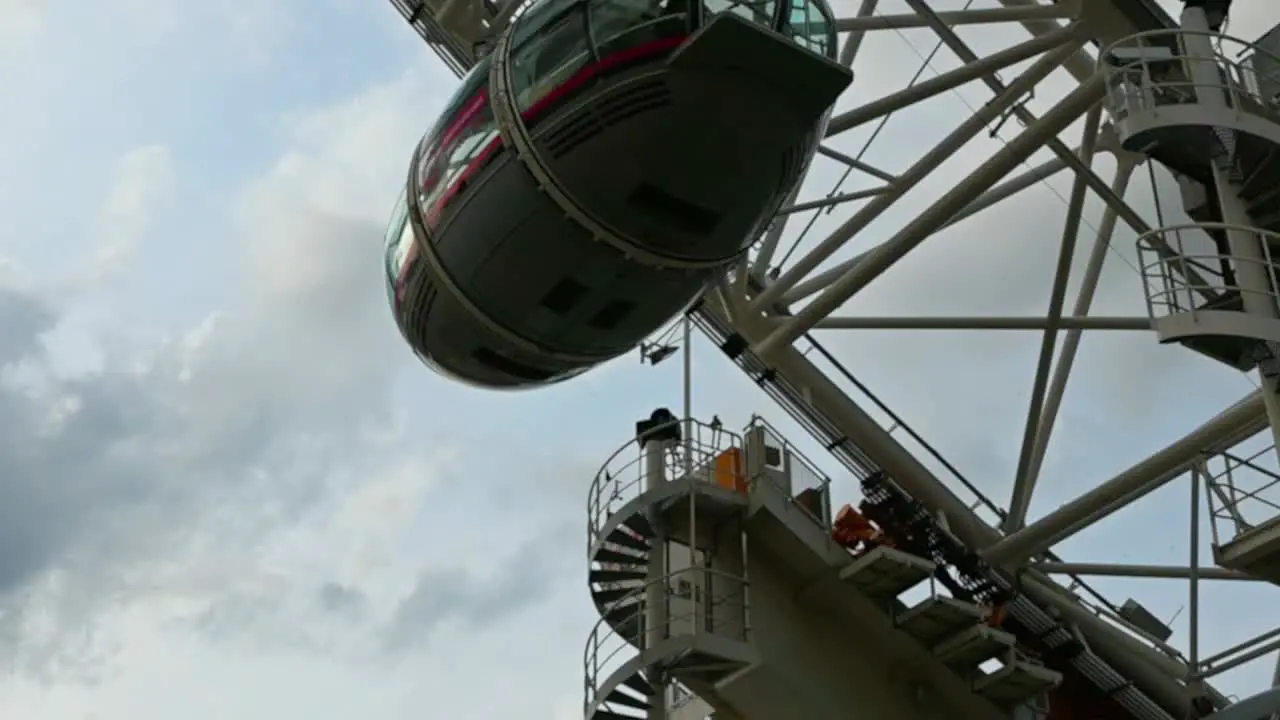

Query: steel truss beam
[754,51,1103,356]
[984,394,1271,567]
[750,23,1092,317]
[813,316,1150,330]
[1032,562,1256,581]
[834,5,1076,32]
[777,152,1077,305]
[701,292,1208,719]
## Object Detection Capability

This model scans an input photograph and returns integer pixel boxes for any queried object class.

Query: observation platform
[1109,18,1280,391]
[584,416,1106,720]
[1205,451,1280,586]
[1214,516,1280,584]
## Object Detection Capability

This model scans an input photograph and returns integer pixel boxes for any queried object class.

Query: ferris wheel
[383,0,1280,718]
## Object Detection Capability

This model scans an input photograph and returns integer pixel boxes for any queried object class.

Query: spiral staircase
[584,417,756,720]
[1102,25,1280,586]
[1108,28,1280,369]
[587,513,658,720]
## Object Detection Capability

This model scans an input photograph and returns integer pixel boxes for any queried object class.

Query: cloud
[317,582,367,615]
[0,58,460,681]
[85,145,175,282]
[0,37,605,714]
[380,519,578,654]
[0,2,620,718]
[0,0,41,48]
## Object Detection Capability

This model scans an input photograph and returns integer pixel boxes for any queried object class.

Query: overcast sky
[1,0,1279,718]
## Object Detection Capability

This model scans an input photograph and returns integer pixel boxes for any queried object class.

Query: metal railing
[583,568,750,716]
[692,303,1012,533]
[748,415,834,531]
[1204,444,1280,543]
[1136,222,1280,321]
[1099,29,1280,125]
[587,418,745,547]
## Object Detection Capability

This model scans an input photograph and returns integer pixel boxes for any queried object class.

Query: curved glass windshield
[384,190,409,259]
[703,0,775,29]
[508,0,687,121]
[510,1,591,114]
[779,0,834,58]
[414,55,505,229]
[384,190,419,310]
[385,191,413,280]
[510,0,580,48]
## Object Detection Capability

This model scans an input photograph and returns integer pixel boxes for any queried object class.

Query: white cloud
[84,145,175,282]
[0,29,458,687]
[0,0,41,43]
[0,5,605,713]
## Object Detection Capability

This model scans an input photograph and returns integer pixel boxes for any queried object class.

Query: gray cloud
[0,201,412,678]
[0,52,545,685]
[318,582,367,616]
[380,518,579,655]
[0,285,55,366]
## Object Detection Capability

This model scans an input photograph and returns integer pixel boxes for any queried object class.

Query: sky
[1,0,1279,718]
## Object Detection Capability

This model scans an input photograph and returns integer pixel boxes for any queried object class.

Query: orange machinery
[831,503,890,552]
[711,448,747,493]
[831,501,1008,628]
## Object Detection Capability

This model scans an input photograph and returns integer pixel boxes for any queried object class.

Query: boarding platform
[838,545,935,602]
[1214,514,1280,584]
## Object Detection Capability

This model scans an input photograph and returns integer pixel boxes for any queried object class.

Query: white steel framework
[389,0,1280,717]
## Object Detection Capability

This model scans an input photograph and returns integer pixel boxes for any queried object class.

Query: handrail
[1203,444,1280,537]
[587,418,745,549]
[583,567,750,716]
[746,414,834,530]
[1136,222,1280,320]
[1098,28,1280,122]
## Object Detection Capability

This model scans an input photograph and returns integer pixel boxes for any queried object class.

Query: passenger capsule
[386,0,852,389]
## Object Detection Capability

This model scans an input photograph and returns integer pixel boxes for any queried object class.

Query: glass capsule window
[509,2,592,115]
[507,0,688,120]
[413,56,504,229]
[591,0,687,56]
[591,0,681,42]
[385,190,410,277]
[384,190,418,310]
[702,0,775,30]
[780,0,834,58]
[510,0,580,47]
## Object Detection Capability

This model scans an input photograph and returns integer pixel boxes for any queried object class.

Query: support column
[1190,465,1201,669]
[1005,158,1138,531]
[1180,6,1280,450]
[641,412,673,720]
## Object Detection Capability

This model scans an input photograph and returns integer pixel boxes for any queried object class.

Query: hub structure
[386,0,1280,718]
